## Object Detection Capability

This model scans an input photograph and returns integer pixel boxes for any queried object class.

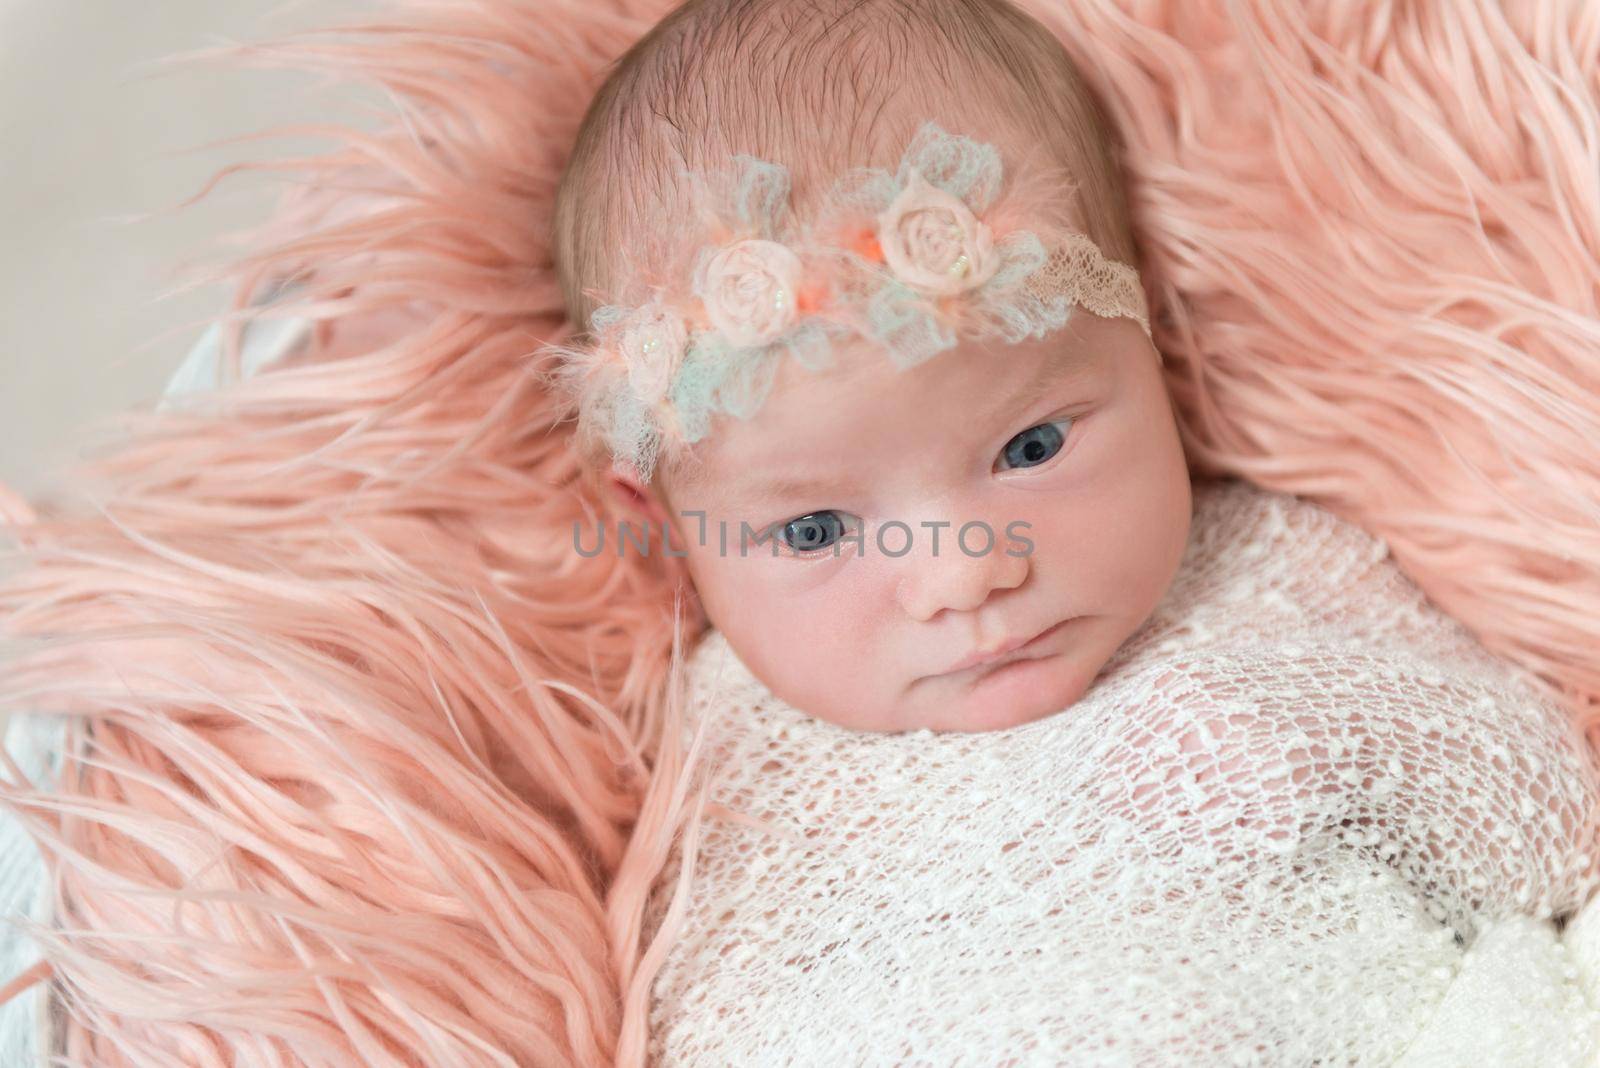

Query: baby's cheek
[739,600,901,730]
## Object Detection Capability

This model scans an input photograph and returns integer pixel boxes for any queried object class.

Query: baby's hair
[552,0,1139,486]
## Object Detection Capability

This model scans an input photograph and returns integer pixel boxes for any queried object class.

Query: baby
[554,3,1187,739]
[544,0,1600,1063]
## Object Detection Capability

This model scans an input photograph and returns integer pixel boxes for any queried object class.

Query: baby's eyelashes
[995,417,1075,473]
[771,510,858,556]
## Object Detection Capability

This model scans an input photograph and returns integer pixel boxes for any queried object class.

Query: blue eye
[776,511,848,553]
[998,419,1071,471]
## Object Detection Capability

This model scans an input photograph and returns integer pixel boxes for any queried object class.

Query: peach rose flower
[697,238,802,348]
[618,301,688,405]
[876,169,1001,296]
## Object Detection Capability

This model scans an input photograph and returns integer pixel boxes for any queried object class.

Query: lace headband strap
[544,121,1154,482]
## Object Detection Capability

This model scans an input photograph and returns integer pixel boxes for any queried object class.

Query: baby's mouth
[929,618,1072,681]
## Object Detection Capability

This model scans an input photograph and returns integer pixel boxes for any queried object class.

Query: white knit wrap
[646,479,1600,1066]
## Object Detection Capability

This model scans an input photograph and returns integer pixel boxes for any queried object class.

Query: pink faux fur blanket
[0,1,1596,1064]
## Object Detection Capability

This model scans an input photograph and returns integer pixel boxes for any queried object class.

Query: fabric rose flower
[618,301,688,405]
[876,169,1001,296]
[697,238,802,348]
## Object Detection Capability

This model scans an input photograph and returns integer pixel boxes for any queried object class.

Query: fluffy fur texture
[0,0,1596,1063]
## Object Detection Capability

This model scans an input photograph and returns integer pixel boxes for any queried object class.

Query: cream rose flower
[697,238,802,349]
[876,169,1001,296]
[618,301,688,405]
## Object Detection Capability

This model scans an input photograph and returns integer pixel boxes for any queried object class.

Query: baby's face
[654,311,1192,732]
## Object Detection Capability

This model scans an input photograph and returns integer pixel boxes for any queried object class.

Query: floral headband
[543,120,1153,482]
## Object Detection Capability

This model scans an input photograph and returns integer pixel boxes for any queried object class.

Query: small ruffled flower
[696,238,802,348]
[876,169,1001,296]
[617,300,688,405]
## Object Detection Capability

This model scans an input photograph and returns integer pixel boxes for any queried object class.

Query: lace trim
[1020,232,1151,342]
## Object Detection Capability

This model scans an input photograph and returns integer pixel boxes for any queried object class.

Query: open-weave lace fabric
[1017,231,1148,337]
[644,479,1600,1066]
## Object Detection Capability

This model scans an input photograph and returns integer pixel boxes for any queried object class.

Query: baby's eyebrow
[976,349,1096,430]
[721,471,844,507]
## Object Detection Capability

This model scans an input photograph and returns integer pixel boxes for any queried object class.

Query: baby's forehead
[661,329,1092,496]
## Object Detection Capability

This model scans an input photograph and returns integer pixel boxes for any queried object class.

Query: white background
[0,1,365,498]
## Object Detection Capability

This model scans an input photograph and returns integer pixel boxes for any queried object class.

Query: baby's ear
[605,467,700,603]
[605,467,674,529]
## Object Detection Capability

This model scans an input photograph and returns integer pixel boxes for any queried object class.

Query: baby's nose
[893,519,1029,622]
